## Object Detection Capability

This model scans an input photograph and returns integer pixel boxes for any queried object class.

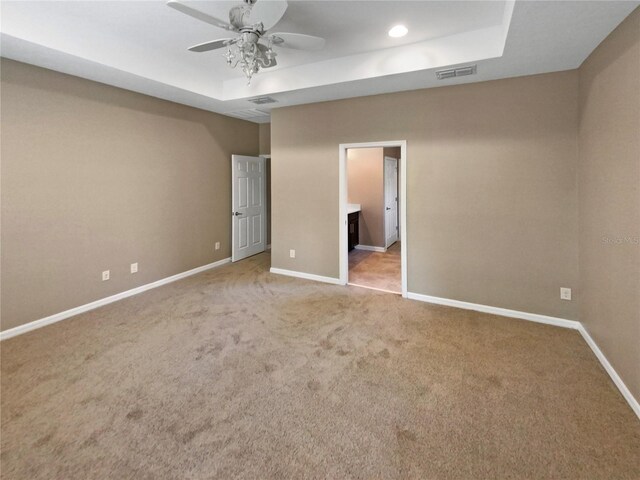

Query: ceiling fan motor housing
[240,31,261,45]
[240,23,265,37]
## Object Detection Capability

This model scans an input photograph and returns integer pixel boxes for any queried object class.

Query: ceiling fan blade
[166,0,237,32]
[250,0,288,30]
[229,4,251,30]
[269,32,325,51]
[188,38,237,53]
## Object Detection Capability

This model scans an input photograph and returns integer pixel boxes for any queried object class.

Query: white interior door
[384,156,399,248]
[232,155,266,262]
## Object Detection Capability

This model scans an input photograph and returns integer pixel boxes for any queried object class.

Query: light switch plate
[560,287,571,301]
[130,263,138,274]
[102,270,110,281]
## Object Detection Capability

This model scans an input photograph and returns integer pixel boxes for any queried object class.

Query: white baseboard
[407,291,639,419]
[270,267,342,285]
[0,257,232,341]
[407,292,579,329]
[354,245,387,253]
[577,324,640,419]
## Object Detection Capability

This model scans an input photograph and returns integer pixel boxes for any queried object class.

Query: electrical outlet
[289,249,296,258]
[215,242,220,250]
[102,270,110,281]
[560,287,572,301]
[130,262,138,274]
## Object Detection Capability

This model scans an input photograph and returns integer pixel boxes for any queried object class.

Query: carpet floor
[349,242,401,293]
[1,252,639,479]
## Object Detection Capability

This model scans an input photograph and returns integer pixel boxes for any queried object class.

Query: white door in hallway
[232,155,266,262]
[384,156,398,248]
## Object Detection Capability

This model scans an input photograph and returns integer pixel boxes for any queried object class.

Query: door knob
[386,207,391,210]
[233,212,243,216]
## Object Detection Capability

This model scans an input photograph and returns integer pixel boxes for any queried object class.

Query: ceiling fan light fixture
[168,0,325,85]
[388,25,408,38]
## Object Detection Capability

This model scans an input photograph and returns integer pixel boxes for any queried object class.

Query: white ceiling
[1,1,638,123]
[268,1,506,63]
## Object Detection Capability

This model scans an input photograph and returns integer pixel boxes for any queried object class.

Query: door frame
[339,140,407,297]
[383,156,399,249]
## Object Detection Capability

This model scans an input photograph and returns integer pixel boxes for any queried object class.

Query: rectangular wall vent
[436,69,456,80]
[436,65,477,80]
[248,96,277,105]
[226,109,270,120]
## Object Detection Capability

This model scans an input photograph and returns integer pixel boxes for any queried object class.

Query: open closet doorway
[339,141,407,296]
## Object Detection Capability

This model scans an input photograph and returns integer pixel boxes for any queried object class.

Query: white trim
[577,324,640,419]
[354,245,386,253]
[0,257,231,341]
[270,267,341,285]
[266,244,272,251]
[399,147,407,296]
[407,292,579,329]
[340,140,408,298]
[407,291,639,419]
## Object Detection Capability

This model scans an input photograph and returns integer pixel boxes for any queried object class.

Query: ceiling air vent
[436,64,477,80]
[227,109,271,120]
[248,96,278,105]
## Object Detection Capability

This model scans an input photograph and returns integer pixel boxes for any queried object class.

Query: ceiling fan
[167,0,326,84]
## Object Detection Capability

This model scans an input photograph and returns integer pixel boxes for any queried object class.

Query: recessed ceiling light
[388,25,408,38]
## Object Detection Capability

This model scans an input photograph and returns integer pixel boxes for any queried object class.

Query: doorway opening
[339,141,407,296]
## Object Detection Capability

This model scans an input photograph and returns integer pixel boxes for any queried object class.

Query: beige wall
[347,148,385,248]
[272,70,580,320]
[259,123,271,155]
[0,59,259,330]
[578,8,640,401]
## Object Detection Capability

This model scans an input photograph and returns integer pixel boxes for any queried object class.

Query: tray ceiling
[1,1,638,122]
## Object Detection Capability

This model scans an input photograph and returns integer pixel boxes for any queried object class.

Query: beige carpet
[349,242,401,293]
[1,252,639,479]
